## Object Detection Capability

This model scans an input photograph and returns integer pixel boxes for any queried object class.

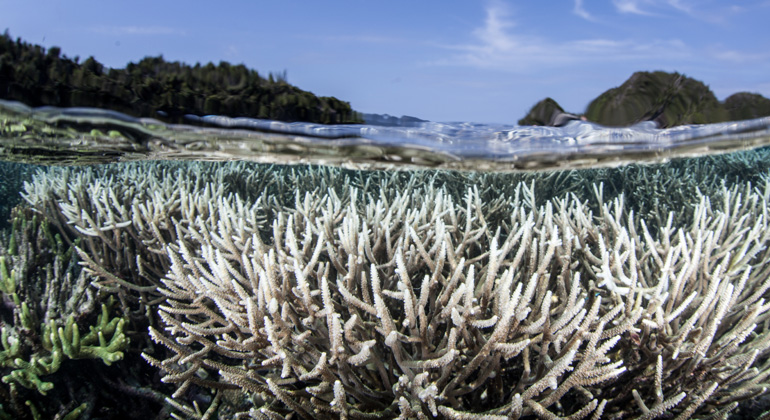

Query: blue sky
[1,0,769,123]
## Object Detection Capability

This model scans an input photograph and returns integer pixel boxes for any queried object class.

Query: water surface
[2,99,770,171]
[4,99,770,419]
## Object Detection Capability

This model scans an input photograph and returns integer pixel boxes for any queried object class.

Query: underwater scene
[3,2,770,417]
[3,99,770,420]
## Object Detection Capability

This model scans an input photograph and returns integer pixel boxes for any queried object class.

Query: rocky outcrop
[520,72,770,128]
[724,92,770,122]
[584,71,729,128]
[517,97,566,126]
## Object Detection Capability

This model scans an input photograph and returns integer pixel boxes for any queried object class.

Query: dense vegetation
[724,92,770,122]
[0,32,361,124]
[584,71,729,127]
[520,71,770,127]
[517,97,566,126]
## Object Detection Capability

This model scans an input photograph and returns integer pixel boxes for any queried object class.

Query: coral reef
[137,175,770,419]
[0,207,130,418]
[13,152,770,419]
[0,162,37,229]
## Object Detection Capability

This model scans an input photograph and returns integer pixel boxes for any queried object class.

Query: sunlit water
[2,99,770,170]
[3,99,770,419]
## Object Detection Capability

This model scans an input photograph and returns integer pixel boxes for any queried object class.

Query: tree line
[0,32,361,124]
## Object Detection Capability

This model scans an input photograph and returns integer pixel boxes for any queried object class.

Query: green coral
[48,301,128,366]
[0,301,127,394]
[0,208,128,396]
[24,400,87,420]
[0,327,21,367]
[1,354,59,395]
[0,257,14,294]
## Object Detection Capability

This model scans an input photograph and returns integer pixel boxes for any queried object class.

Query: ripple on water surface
[2,99,770,170]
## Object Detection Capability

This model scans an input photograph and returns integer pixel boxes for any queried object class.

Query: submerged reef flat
[2,150,770,418]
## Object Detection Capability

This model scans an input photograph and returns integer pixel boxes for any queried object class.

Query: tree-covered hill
[583,71,729,127]
[724,92,770,122]
[0,32,361,124]
[517,98,566,126]
[519,71,770,128]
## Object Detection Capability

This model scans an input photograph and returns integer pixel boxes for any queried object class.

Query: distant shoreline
[0,32,362,125]
[519,71,770,128]
[3,33,769,129]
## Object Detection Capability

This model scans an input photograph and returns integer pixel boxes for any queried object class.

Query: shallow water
[2,99,770,171]
[3,101,770,419]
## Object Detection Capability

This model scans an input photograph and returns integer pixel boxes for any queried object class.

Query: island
[0,32,361,125]
[3,33,769,129]
[520,71,770,128]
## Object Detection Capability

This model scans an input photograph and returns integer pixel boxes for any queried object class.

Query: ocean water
[3,100,770,419]
[2,99,770,169]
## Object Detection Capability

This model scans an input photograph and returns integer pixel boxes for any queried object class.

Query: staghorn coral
[143,176,770,419]
[0,207,128,418]
[16,152,770,419]
[21,162,271,324]
[143,181,620,418]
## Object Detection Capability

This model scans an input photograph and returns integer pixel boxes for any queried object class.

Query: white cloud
[611,0,739,21]
[473,2,518,52]
[612,0,654,15]
[573,0,596,21]
[711,49,769,63]
[666,0,693,14]
[90,25,186,36]
[611,0,697,16]
[432,2,691,71]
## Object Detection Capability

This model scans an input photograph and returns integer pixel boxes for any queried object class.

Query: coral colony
[3,153,770,418]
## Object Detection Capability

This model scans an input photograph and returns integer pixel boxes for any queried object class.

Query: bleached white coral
[144,171,770,419]
[22,160,770,419]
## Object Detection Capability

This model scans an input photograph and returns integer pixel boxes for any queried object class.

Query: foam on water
[1,99,770,170]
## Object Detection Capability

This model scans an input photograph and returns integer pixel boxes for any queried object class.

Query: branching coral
[141,176,770,419]
[0,209,128,371]
[17,154,770,419]
[0,207,129,418]
[0,162,37,230]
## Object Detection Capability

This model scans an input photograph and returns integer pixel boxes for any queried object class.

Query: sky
[1,0,769,124]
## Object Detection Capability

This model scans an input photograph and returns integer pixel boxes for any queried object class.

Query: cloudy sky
[1,0,768,123]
